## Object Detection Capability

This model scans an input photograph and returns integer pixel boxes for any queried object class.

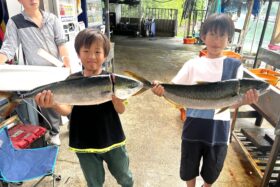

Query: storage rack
[233,1,280,185]
[233,130,280,180]
[233,54,280,187]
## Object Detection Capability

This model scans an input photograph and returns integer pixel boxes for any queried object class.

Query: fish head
[113,74,143,100]
[239,78,270,95]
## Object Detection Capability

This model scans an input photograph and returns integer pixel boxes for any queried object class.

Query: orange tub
[250,68,280,77]
[183,37,196,44]
[252,73,279,86]
[199,50,241,60]
[250,68,280,86]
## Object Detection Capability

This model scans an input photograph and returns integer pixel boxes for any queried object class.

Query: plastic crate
[250,68,280,86]
[199,50,241,60]
[8,124,47,149]
[183,37,196,44]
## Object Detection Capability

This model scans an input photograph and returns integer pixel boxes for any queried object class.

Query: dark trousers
[76,146,133,187]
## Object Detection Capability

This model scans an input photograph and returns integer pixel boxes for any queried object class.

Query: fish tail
[123,70,153,88]
[123,70,153,95]
[0,92,20,118]
[0,102,18,118]
[0,91,21,101]
[163,96,184,109]
[132,87,148,96]
[0,91,13,98]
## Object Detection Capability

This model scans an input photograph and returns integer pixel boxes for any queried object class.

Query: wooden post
[237,0,254,54]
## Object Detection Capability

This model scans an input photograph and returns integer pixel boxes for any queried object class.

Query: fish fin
[132,87,149,96]
[0,91,20,102]
[123,70,153,88]
[216,107,229,114]
[196,81,211,84]
[101,90,112,95]
[163,96,184,109]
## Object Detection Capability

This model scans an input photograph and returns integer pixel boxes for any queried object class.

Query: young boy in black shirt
[35,29,133,187]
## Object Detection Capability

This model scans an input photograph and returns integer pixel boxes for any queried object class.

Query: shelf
[234,68,280,186]
[243,69,280,127]
[233,131,280,182]
[233,131,265,178]
[258,47,280,69]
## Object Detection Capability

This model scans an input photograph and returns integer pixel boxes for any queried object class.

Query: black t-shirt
[67,71,126,152]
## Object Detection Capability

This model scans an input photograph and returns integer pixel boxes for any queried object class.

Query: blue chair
[0,127,59,187]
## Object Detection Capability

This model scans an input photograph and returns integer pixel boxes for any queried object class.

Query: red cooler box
[8,124,47,149]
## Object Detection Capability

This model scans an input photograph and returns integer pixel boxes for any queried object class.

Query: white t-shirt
[171,56,243,121]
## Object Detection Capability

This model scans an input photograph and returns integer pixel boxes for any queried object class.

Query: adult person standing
[0,0,70,145]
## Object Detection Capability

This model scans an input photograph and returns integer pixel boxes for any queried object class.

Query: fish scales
[53,76,113,105]
[164,93,242,109]
[15,74,143,106]
[239,79,267,93]
[161,80,240,100]
[122,71,270,110]
[159,79,269,110]
[0,73,144,117]
[19,76,112,105]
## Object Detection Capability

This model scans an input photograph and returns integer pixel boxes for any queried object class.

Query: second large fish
[124,71,270,109]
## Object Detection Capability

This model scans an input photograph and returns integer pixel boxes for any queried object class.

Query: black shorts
[180,140,228,184]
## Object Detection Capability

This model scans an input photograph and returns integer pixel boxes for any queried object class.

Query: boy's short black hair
[200,13,235,41]
[74,29,110,57]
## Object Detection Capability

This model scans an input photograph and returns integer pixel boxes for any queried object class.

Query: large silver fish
[0,74,143,117]
[161,79,269,109]
[124,71,270,110]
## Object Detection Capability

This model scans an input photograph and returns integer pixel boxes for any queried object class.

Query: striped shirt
[0,10,66,66]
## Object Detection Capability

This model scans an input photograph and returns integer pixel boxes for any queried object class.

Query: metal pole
[253,0,273,68]
[103,0,114,73]
[105,0,110,40]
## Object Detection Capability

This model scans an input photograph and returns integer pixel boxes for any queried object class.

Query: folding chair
[0,127,59,187]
